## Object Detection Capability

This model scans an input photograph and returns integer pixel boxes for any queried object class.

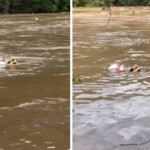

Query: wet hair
[129,67,140,72]
[129,68,133,72]
[129,65,140,72]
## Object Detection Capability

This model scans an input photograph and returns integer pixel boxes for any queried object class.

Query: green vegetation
[73,0,150,7]
[73,76,82,84]
[0,0,70,14]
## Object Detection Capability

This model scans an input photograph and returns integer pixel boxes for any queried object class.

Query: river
[0,13,70,150]
[73,7,150,150]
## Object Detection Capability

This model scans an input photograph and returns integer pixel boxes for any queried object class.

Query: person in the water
[109,64,140,73]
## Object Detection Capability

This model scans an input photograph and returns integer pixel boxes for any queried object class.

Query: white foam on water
[0,107,12,111]
[50,46,69,50]
[118,125,150,140]
[18,139,26,142]
[76,94,101,99]
[46,146,56,149]
[44,141,53,144]
[24,140,32,144]
[15,99,44,108]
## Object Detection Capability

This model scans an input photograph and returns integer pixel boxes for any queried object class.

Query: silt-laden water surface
[0,13,69,150]
[73,8,150,150]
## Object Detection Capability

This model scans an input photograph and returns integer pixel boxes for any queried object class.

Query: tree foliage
[0,0,70,14]
[73,0,150,7]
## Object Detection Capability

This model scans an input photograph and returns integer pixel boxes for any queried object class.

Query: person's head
[8,59,17,65]
[129,64,140,72]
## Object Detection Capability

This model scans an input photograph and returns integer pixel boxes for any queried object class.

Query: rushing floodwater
[0,13,69,150]
[73,8,150,150]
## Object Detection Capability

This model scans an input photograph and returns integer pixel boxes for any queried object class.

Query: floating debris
[73,76,82,84]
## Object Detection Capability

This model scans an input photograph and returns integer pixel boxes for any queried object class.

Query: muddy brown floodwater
[0,13,69,150]
[73,7,150,150]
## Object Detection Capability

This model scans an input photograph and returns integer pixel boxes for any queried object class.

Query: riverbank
[74,7,150,15]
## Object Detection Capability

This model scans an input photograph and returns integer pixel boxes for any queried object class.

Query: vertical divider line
[70,0,73,149]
